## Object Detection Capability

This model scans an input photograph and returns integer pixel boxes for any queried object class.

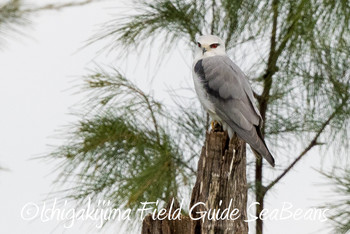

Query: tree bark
[141,201,192,234]
[141,129,248,234]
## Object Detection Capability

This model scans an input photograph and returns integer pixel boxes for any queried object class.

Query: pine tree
[46,0,350,233]
[0,0,96,45]
[320,168,350,234]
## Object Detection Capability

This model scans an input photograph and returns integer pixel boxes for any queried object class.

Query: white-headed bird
[192,35,275,167]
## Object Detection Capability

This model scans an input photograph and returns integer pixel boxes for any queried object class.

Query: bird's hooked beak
[202,47,207,54]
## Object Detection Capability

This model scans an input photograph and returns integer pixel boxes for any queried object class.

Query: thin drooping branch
[274,0,307,58]
[22,0,97,13]
[265,103,345,193]
[122,82,161,144]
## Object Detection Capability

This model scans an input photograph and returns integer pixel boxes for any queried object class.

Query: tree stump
[141,199,192,234]
[141,130,248,234]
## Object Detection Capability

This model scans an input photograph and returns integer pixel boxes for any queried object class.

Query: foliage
[91,0,350,145]
[320,168,350,234]
[50,68,205,214]
[48,0,350,232]
[0,0,28,44]
[0,0,98,45]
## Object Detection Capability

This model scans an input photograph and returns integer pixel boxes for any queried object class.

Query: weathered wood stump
[141,199,191,234]
[142,130,248,234]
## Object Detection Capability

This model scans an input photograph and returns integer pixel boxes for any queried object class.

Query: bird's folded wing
[196,55,262,130]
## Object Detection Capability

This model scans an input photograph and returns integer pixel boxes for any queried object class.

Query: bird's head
[195,35,226,59]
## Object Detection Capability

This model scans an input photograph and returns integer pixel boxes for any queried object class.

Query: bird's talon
[211,120,217,129]
[211,120,222,132]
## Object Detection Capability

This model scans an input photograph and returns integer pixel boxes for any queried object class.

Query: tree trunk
[255,158,264,234]
[141,129,248,234]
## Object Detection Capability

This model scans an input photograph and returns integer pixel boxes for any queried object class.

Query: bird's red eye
[197,42,201,48]
[210,43,219,48]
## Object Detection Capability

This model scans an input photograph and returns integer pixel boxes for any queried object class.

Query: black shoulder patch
[194,59,205,80]
[194,58,233,101]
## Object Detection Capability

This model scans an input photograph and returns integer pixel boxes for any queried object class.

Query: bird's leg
[211,120,217,129]
[211,120,223,132]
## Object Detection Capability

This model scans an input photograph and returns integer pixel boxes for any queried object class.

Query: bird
[192,35,275,167]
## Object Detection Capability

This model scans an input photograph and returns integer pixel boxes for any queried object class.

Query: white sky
[0,1,338,234]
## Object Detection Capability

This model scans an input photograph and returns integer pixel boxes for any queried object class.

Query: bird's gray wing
[194,55,275,167]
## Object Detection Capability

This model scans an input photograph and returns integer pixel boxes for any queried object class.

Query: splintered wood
[141,130,248,234]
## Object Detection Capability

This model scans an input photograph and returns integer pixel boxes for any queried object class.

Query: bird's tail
[252,126,275,167]
[252,148,275,167]
[220,113,275,167]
